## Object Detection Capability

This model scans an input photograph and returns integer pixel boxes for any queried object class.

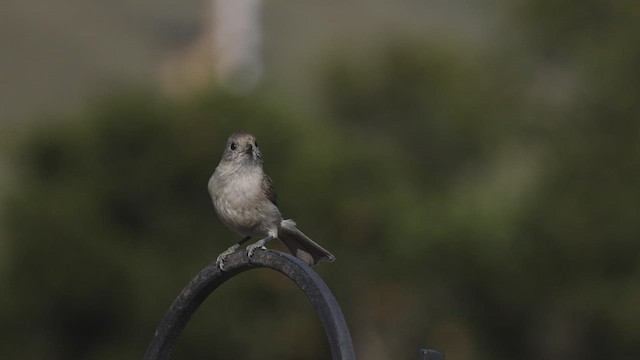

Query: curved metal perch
[143,249,356,360]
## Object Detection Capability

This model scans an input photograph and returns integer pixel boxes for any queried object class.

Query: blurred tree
[317,1,640,357]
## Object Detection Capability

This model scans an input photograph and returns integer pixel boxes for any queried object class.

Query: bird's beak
[244,144,261,161]
[244,144,254,155]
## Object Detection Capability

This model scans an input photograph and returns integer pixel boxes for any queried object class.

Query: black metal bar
[143,249,356,360]
[419,348,444,360]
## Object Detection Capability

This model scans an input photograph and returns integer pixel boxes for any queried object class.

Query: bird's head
[221,131,262,166]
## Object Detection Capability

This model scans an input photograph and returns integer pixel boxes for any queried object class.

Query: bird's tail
[279,219,335,266]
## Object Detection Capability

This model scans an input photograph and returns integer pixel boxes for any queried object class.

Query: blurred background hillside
[1,1,639,359]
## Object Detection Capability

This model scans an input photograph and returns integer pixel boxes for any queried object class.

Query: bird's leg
[246,236,274,259]
[216,236,251,270]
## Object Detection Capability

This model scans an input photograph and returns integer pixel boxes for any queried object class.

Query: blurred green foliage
[2,1,640,359]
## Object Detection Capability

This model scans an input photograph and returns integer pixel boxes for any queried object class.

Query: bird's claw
[246,238,268,259]
[216,244,240,271]
[216,254,228,271]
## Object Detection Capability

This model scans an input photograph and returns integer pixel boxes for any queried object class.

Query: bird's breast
[211,170,279,237]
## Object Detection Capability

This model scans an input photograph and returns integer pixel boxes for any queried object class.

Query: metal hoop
[144,249,356,360]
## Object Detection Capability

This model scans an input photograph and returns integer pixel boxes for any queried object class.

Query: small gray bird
[208,131,335,270]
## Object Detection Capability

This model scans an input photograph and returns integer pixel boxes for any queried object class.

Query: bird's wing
[261,174,278,207]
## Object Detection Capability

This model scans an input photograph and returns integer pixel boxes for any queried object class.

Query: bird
[208,131,335,270]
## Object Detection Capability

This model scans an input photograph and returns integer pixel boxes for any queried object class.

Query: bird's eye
[230,142,237,150]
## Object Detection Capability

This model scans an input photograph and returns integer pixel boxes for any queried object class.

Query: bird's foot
[216,244,240,271]
[246,237,272,259]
